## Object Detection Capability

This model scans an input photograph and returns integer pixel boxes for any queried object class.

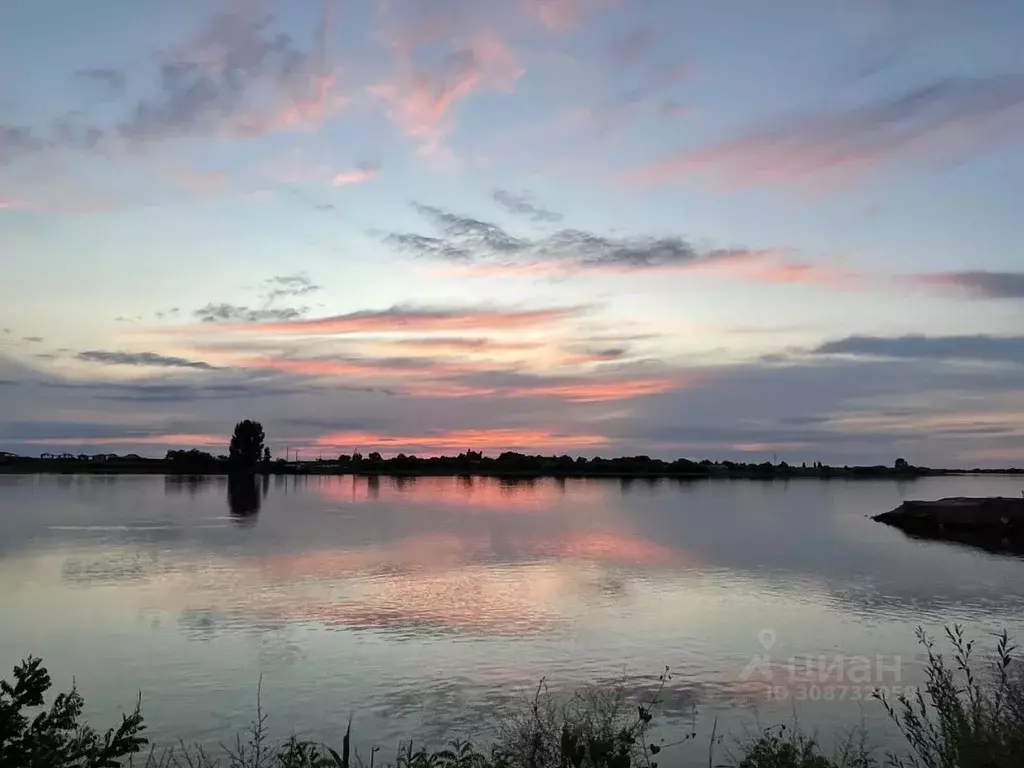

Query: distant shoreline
[2,456,1021,479]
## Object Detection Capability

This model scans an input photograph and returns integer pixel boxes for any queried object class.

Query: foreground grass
[2,627,1022,768]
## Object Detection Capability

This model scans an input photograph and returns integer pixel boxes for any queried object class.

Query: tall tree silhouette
[229,420,265,473]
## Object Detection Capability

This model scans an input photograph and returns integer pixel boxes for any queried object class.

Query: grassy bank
[2,627,1022,768]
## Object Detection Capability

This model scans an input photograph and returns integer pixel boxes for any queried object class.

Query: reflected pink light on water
[312,475,610,511]
[255,534,488,578]
[542,531,679,565]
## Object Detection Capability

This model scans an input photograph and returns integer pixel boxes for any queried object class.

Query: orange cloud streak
[506,377,684,402]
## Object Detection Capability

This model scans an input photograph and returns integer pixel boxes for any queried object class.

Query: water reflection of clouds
[8,474,1024,758]
[7,475,1024,641]
[171,535,676,637]
[312,474,607,512]
[23,473,694,638]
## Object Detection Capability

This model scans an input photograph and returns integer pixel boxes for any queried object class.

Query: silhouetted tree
[895,457,909,469]
[229,420,265,473]
[263,447,271,463]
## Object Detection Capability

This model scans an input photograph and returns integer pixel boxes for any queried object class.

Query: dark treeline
[4,418,1022,478]
[0,447,963,479]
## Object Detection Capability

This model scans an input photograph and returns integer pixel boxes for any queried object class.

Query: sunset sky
[2,0,1024,466]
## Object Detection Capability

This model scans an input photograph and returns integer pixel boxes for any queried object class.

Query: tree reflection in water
[227,474,261,524]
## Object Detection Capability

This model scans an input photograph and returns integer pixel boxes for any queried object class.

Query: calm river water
[2,473,1024,761]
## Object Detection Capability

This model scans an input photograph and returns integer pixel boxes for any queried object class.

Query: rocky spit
[874,496,1024,554]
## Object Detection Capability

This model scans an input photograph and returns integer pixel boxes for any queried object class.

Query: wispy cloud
[370,30,521,155]
[383,337,542,355]
[607,24,656,66]
[15,432,225,448]
[624,74,1024,188]
[194,304,311,323]
[239,354,477,379]
[77,350,219,370]
[1,121,104,167]
[492,189,563,222]
[813,334,1024,365]
[40,378,324,403]
[389,202,793,277]
[74,68,127,97]
[180,304,586,336]
[504,376,684,403]
[263,274,323,300]
[3,1,345,169]
[118,1,344,145]
[332,163,380,185]
[907,270,1024,299]
[705,256,864,288]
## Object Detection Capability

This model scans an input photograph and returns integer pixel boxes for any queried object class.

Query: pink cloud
[622,75,1024,189]
[370,30,522,154]
[0,198,24,210]
[700,256,864,288]
[332,165,380,185]
[226,72,348,138]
